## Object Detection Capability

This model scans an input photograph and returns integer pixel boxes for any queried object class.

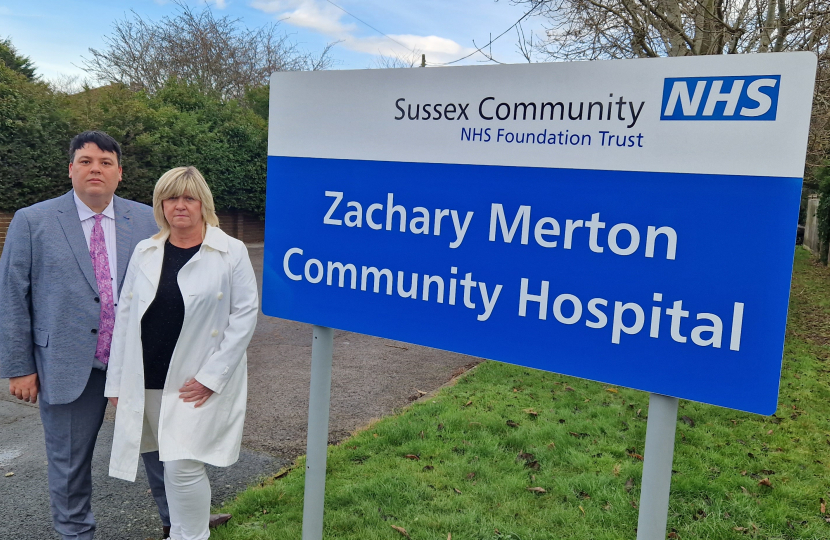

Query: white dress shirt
[74,192,118,372]
[73,191,118,287]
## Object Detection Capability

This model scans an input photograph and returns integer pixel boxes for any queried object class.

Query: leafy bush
[0,38,36,80]
[0,64,72,211]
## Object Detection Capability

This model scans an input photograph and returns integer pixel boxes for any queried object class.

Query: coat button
[91,329,97,334]
[94,297,100,303]
[211,329,219,337]
[217,292,223,300]
[128,292,133,299]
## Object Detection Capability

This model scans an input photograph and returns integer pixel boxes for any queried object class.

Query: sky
[0,0,550,84]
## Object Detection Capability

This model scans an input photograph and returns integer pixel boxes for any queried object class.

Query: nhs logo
[661,75,781,121]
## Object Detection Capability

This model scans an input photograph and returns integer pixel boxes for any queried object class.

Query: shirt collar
[73,191,115,222]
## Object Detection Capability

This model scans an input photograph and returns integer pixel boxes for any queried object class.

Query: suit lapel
[114,196,133,295]
[56,191,98,294]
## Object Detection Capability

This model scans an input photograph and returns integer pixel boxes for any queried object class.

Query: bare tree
[372,51,422,68]
[510,0,830,60]
[82,1,336,99]
[47,73,90,95]
[516,22,537,62]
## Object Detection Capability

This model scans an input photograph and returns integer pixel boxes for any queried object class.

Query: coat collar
[138,225,229,253]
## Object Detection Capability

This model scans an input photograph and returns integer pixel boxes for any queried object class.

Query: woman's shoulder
[225,235,250,261]
[205,226,248,257]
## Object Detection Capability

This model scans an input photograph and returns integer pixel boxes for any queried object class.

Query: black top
[141,240,201,389]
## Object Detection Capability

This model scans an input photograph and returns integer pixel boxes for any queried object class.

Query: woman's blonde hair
[152,166,220,239]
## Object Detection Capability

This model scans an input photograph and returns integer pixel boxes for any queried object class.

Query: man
[0,131,172,539]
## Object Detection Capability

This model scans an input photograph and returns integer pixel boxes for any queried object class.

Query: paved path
[0,247,479,540]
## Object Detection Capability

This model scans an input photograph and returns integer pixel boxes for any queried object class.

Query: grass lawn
[212,247,830,540]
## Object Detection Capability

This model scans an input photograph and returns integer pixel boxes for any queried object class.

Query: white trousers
[145,390,211,540]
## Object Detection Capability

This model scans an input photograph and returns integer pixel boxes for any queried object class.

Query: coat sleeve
[195,243,259,394]
[0,211,35,379]
[105,246,141,398]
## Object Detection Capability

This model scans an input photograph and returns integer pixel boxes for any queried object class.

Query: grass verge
[212,247,830,540]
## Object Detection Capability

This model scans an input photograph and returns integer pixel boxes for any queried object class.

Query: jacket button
[128,292,133,299]
[94,297,100,303]
[217,292,223,300]
[91,329,97,334]
[211,329,219,337]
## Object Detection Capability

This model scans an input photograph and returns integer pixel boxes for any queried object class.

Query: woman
[105,166,258,540]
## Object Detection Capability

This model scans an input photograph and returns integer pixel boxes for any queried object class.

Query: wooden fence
[803,194,822,254]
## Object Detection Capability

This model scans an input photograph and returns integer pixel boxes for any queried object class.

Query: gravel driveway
[0,246,480,540]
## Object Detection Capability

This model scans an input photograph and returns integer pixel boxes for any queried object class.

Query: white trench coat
[105,225,259,481]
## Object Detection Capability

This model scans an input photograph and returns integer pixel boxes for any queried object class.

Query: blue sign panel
[263,54,817,415]
[660,75,781,121]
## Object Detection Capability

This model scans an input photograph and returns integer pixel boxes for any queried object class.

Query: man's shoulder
[15,191,72,218]
[114,196,157,232]
[114,195,153,216]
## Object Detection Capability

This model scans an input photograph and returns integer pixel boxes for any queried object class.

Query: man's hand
[108,397,118,408]
[179,378,214,408]
[9,373,39,404]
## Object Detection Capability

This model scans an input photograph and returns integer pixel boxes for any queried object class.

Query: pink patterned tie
[90,214,115,364]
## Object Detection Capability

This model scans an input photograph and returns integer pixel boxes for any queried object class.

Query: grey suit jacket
[0,190,159,405]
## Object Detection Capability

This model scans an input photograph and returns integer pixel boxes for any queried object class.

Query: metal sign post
[637,394,680,540]
[301,326,334,540]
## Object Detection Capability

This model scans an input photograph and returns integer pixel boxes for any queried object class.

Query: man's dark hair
[69,131,122,166]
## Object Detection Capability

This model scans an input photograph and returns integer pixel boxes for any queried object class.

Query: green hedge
[0,64,73,211]
[0,70,268,218]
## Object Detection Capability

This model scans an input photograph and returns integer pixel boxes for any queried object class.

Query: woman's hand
[179,378,214,408]
[108,397,118,408]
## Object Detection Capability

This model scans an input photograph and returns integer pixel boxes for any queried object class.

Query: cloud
[346,34,472,63]
[250,0,474,63]
[251,0,355,35]
[152,0,227,6]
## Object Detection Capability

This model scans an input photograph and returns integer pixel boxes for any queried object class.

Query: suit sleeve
[0,211,35,379]
[195,244,259,394]
[105,246,141,398]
